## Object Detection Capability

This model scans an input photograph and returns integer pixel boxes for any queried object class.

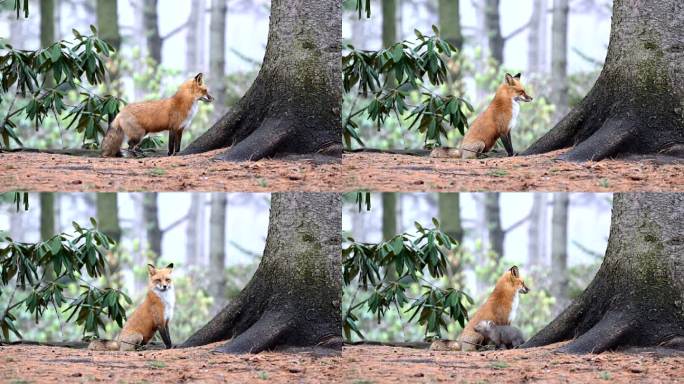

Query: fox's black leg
[175,129,183,155]
[501,132,515,157]
[168,131,177,156]
[159,324,173,349]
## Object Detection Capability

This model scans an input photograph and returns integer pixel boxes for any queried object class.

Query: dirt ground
[0,343,682,383]
[0,150,341,192]
[342,150,684,192]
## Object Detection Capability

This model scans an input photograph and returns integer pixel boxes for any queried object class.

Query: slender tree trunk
[524,193,684,353]
[186,0,203,72]
[381,193,397,241]
[484,193,504,261]
[39,193,55,241]
[144,0,162,64]
[181,0,342,161]
[182,193,342,354]
[524,0,684,161]
[143,193,162,261]
[551,0,569,120]
[96,193,123,287]
[185,194,203,265]
[438,0,463,51]
[40,0,55,49]
[527,0,548,73]
[209,0,228,114]
[382,0,397,49]
[96,0,122,51]
[484,0,504,65]
[209,193,227,311]
[439,193,464,288]
[550,193,569,314]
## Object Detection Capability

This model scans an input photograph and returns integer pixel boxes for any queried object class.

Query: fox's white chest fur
[180,101,199,129]
[154,287,175,322]
[508,98,521,131]
[508,291,520,324]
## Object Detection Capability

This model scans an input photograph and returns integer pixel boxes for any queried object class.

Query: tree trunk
[524,193,684,353]
[527,0,548,73]
[96,0,122,51]
[209,0,228,114]
[96,193,123,287]
[143,193,162,260]
[381,193,397,241]
[382,0,397,49]
[484,0,504,65]
[144,0,162,64]
[209,193,227,312]
[550,193,569,314]
[186,0,204,73]
[484,192,504,261]
[438,0,463,52]
[40,0,55,49]
[181,0,342,161]
[550,0,569,120]
[439,193,464,288]
[39,193,55,241]
[185,194,203,265]
[524,0,684,161]
[182,193,342,354]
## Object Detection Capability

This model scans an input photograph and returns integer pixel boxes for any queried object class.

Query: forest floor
[1,342,682,383]
[342,149,684,192]
[0,150,341,192]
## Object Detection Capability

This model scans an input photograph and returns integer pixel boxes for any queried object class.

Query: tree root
[558,117,635,161]
[216,118,295,161]
[558,312,634,354]
[214,311,294,354]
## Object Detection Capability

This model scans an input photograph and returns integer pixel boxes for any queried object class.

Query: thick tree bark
[143,193,162,260]
[209,0,228,113]
[550,193,569,314]
[144,0,162,64]
[182,193,342,354]
[551,0,569,120]
[524,0,684,161]
[484,0,504,65]
[524,193,684,353]
[181,0,342,161]
[438,0,463,52]
[484,192,504,261]
[209,193,227,311]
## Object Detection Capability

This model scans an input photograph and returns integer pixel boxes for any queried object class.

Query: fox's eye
[154,279,161,284]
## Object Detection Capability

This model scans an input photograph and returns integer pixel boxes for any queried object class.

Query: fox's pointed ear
[505,73,515,85]
[510,266,520,278]
[514,73,522,79]
[194,73,204,85]
[166,263,174,270]
[147,264,156,275]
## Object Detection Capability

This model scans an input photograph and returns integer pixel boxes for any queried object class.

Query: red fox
[430,266,530,352]
[101,73,214,157]
[431,73,533,159]
[88,263,176,351]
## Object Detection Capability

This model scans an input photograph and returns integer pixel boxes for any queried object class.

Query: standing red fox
[431,73,533,159]
[431,266,530,351]
[101,73,214,157]
[88,264,176,351]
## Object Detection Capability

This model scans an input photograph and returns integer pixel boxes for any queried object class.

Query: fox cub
[431,73,533,159]
[88,263,176,351]
[101,73,214,157]
[474,320,525,350]
[430,266,530,351]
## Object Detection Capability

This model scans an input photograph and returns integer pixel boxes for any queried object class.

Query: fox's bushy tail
[87,339,120,351]
[100,117,124,157]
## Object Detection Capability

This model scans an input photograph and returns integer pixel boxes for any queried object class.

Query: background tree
[438,0,463,52]
[524,0,684,161]
[209,0,228,114]
[39,194,55,241]
[524,193,684,353]
[142,193,162,260]
[96,193,122,287]
[550,0,569,120]
[182,0,342,161]
[438,193,464,288]
[381,193,397,241]
[484,193,504,260]
[182,193,342,353]
[143,0,162,64]
[484,0,504,65]
[208,193,227,312]
[550,193,569,314]
[527,0,548,73]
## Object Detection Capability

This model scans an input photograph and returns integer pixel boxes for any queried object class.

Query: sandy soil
[342,150,684,192]
[0,150,341,192]
[0,343,682,383]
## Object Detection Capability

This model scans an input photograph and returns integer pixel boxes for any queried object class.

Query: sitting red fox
[431,73,533,159]
[431,266,530,351]
[101,73,214,157]
[88,263,176,351]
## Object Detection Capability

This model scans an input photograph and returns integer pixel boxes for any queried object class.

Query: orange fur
[88,264,175,351]
[101,73,214,157]
[431,266,530,352]
[431,73,533,159]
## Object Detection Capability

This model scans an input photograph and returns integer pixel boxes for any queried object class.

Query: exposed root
[558,118,635,162]
[216,118,295,161]
[214,311,294,354]
[522,300,585,348]
[558,312,634,354]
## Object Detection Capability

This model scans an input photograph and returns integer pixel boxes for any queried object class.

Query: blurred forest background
[342,192,612,342]
[0,192,268,343]
[0,0,269,149]
[342,0,613,150]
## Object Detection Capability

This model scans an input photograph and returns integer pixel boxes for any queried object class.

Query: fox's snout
[201,93,214,103]
[519,284,530,294]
